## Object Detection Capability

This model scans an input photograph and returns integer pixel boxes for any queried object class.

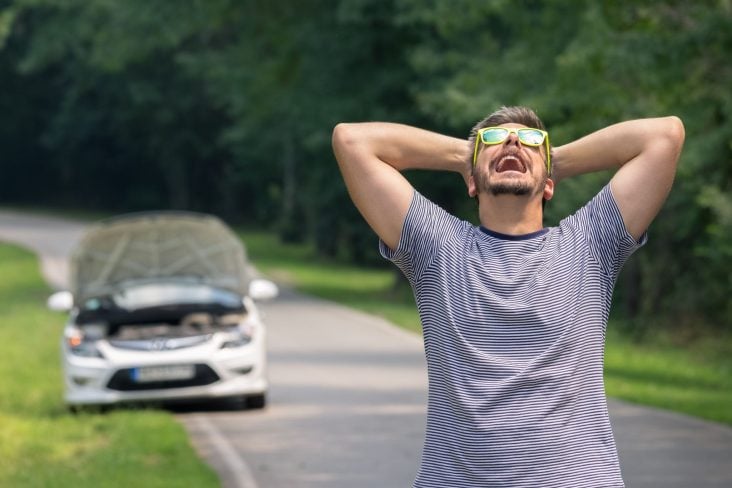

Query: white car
[47,212,277,410]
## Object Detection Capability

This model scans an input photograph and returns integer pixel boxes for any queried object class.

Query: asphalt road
[1,209,731,487]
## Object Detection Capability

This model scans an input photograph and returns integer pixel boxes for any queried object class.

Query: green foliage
[397,0,732,329]
[0,0,729,329]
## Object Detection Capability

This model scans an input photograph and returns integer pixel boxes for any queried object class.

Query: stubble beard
[476,169,547,197]
[486,179,535,196]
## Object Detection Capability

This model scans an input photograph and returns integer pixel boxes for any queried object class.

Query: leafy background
[0,0,729,332]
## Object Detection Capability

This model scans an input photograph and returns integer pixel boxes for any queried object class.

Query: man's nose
[504,132,521,147]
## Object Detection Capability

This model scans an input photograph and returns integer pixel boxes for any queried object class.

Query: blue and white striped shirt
[380,185,645,488]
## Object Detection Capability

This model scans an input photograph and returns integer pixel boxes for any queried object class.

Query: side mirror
[47,291,74,312]
[248,279,279,301]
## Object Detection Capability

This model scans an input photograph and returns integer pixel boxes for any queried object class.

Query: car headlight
[220,324,254,349]
[65,327,104,358]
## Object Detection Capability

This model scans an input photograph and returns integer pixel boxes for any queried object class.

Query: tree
[0,0,728,329]
[397,0,732,329]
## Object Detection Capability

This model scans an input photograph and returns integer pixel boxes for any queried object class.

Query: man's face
[470,123,551,199]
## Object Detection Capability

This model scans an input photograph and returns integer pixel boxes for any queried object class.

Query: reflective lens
[517,129,545,146]
[481,128,509,144]
[479,127,546,146]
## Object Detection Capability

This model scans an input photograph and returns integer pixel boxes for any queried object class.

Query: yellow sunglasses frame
[472,126,551,174]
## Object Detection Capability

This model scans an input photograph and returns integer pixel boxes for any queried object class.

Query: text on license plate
[131,365,196,383]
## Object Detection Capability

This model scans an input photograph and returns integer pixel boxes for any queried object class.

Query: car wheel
[246,393,266,409]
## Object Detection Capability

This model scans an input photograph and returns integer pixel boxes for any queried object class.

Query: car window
[113,283,242,310]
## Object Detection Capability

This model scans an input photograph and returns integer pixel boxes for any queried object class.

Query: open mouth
[495,155,527,173]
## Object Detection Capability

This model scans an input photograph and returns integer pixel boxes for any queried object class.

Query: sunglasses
[473,126,551,174]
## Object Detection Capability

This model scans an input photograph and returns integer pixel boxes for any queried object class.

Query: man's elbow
[650,116,685,172]
[664,116,685,154]
[332,123,358,156]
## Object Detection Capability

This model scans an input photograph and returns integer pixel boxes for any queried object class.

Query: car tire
[245,393,266,409]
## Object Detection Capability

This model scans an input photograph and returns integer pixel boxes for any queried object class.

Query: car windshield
[76,282,245,326]
[110,282,242,311]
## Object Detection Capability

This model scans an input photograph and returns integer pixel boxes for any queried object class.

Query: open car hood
[71,212,251,304]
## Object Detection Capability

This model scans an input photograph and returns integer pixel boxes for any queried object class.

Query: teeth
[499,155,520,163]
[497,155,524,171]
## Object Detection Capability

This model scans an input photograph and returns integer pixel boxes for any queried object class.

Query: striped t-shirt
[380,185,645,488]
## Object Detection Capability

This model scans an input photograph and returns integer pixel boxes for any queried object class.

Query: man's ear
[468,174,477,197]
[543,177,555,201]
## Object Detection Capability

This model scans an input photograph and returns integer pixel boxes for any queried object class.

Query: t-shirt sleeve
[379,190,465,284]
[565,184,648,281]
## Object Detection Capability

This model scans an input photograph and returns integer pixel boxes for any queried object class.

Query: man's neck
[478,194,544,235]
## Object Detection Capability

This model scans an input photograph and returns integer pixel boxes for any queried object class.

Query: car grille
[108,334,212,351]
[106,364,220,391]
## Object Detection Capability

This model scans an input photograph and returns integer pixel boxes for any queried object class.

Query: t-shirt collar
[479,226,549,241]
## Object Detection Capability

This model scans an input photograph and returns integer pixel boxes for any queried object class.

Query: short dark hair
[467,106,549,172]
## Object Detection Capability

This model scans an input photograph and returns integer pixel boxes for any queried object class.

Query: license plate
[131,365,196,383]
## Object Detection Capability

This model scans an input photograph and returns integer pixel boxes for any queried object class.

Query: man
[332,106,684,487]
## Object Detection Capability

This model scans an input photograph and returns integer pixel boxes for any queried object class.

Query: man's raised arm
[332,123,468,250]
[552,116,685,240]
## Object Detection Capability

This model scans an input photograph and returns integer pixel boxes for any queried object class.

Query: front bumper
[62,337,267,406]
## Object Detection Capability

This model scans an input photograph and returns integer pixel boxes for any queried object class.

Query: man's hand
[551,117,685,239]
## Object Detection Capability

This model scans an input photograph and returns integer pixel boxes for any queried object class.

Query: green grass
[0,244,219,487]
[242,229,732,426]
[604,327,732,424]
